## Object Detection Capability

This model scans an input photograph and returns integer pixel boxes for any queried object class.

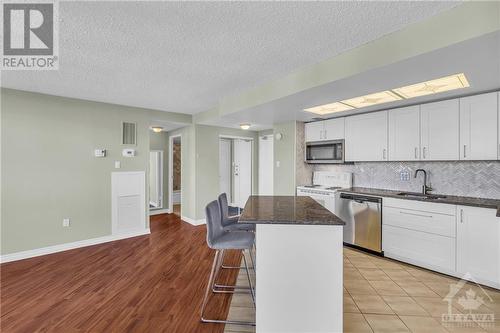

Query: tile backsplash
[296,122,500,199]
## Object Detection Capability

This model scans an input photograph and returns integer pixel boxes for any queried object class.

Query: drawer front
[384,197,456,216]
[383,225,456,272]
[383,206,456,237]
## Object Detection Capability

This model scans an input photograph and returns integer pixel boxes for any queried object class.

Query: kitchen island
[239,195,345,333]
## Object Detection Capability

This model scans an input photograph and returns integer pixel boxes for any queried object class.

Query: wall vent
[122,122,137,145]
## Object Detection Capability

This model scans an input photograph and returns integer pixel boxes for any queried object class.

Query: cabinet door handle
[323,130,327,140]
[414,147,418,159]
[460,209,464,223]
[423,147,427,159]
[463,145,467,158]
[399,211,433,218]
[383,149,387,160]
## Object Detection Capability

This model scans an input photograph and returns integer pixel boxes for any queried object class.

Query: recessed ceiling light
[341,91,402,108]
[392,73,470,99]
[152,126,163,133]
[303,102,354,115]
[240,123,251,130]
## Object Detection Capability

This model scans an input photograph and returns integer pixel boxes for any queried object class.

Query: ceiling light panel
[392,73,470,99]
[303,102,354,115]
[341,91,402,108]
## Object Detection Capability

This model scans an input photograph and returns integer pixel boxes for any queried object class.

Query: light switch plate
[63,218,70,227]
[115,161,121,169]
[400,171,410,181]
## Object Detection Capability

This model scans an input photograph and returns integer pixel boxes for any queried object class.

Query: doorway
[149,150,163,209]
[169,135,181,216]
[258,134,274,195]
[219,136,253,210]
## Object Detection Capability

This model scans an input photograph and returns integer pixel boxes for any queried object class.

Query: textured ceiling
[1,1,460,114]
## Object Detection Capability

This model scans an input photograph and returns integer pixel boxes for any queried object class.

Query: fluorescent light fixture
[341,91,402,108]
[393,73,470,99]
[152,126,163,133]
[303,73,471,114]
[304,102,354,115]
[240,123,251,130]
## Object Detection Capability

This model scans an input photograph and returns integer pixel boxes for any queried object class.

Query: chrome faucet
[414,169,433,195]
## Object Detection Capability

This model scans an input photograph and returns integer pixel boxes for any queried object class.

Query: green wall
[1,89,191,254]
[273,121,296,196]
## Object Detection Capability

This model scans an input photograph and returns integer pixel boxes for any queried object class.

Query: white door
[111,171,146,235]
[259,135,274,195]
[305,121,325,142]
[219,139,232,201]
[420,99,459,160]
[323,118,345,140]
[388,106,420,161]
[149,151,162,208]
[459,92,498,160]
[234,139,252,208]
[457,206,500,287]
[345,111,388,162]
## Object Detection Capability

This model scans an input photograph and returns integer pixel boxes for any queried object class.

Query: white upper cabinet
[459,92,498,160]
[345,111,388,162]
[420,99,460,161]
[457,206,500,288]
[388,105,420,161]
[323,118,345,141]
[305,121,324,142]
[498,92,500,160]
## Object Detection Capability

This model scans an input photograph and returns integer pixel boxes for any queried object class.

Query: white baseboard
[181,216,206,226]
[0,228,151,264]
[149,208,171,215]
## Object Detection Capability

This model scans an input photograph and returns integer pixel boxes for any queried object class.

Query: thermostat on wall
[122,148,136,157]
[94,149,106,157]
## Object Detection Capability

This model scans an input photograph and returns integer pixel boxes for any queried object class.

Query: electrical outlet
[63,218,70,227]
[400,171,410,181]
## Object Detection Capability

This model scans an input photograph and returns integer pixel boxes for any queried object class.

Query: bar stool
[200,200,256,326]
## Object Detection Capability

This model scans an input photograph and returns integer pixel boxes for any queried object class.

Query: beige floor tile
[382,296,429,316]
[352,294,394,315]
[399,315,448,333]
[345,280,379,295]
[364,314,410,332]
[224,323,256,333]
[412,296,462,317]
[229,293,254,308]
[350,259,380,269]
[442,322,487,333]
[359,268,392,281]
[383,269,419,282]
[226,305,255,322]
[345,268,365,280]
[478,320,500,333]
[344,313,374,332]
[396,281,440,297]
[344,295,361,313]
[422,281,456,298]
[370,280,408,296]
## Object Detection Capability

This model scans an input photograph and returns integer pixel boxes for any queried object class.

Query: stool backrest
[205,200,224,248]
[218,193,231,226]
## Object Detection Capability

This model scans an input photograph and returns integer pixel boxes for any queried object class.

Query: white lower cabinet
[382,198,500,289]
[383,198,456,274]
[456,206,500,288]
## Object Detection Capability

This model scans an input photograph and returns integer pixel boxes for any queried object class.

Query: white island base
[255,224,344,333]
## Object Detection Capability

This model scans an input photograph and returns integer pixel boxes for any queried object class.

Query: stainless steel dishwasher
[336,193,382,253]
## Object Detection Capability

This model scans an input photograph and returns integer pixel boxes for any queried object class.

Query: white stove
[296,171,352,214]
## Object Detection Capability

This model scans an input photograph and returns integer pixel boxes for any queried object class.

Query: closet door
[234,139,252,208]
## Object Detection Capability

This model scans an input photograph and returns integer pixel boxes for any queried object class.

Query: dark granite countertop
[339,187,500,217]
[238,195,345,226]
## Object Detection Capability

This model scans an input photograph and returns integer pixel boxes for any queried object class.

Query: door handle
[414,147,418,159]
[460,209,464,223]
[463,145,467,158]
[383,149,387,160]
[422,147,427,159]
[399,211,433,218]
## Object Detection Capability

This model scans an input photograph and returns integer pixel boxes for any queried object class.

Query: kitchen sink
[397,192,447,200]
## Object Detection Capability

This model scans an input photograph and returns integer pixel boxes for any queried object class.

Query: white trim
[219,134,254,141]
[149,208,171,215]
[0,228,150,264]
[181,216,206,226]
[168,134,182,214]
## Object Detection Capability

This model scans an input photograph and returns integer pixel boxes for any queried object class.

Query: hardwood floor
[1,214,241,332]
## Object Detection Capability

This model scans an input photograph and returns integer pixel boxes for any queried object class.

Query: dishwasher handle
[339,193,382,204]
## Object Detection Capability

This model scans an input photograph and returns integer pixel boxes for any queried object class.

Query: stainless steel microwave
[305,139,345,164]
